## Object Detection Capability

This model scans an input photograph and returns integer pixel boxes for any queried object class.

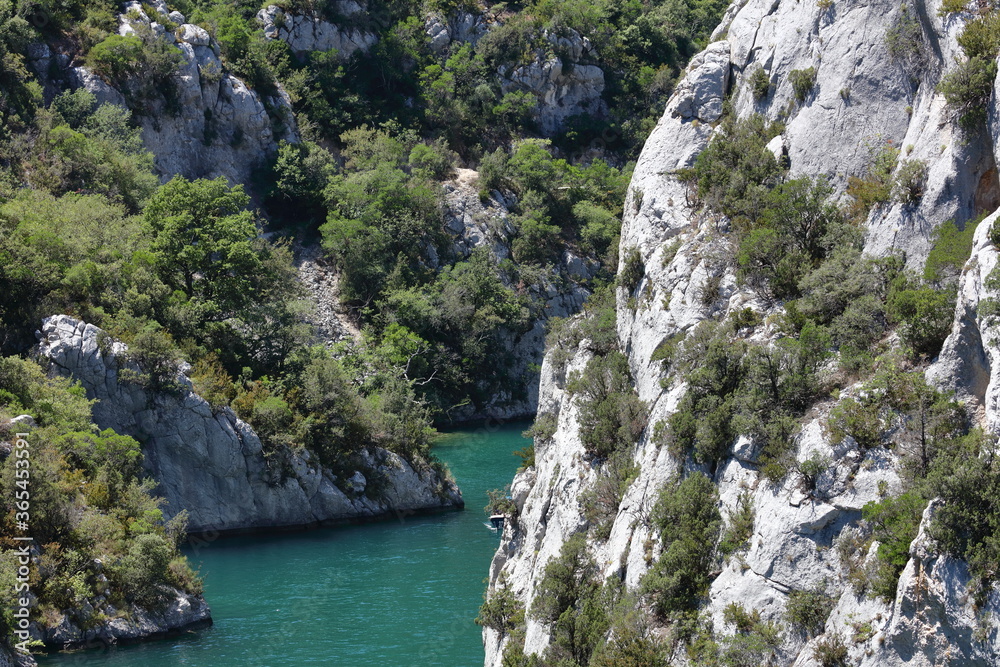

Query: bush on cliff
[0,355,201,644]
[641,473,721,616]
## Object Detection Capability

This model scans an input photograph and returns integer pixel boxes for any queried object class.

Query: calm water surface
[38,421,528,667]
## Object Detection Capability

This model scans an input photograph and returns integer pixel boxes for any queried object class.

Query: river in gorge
[37,421,529,667]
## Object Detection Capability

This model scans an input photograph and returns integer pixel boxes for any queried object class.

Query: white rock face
[724,0,997,268]
[77,2,299,186]
[38,315,463,534]
[483,0,1000,664]
[68,66,127,108]
[425,11,490,53]
[499,28,605,135]
[176,23,210,47]
[0,645,33,667]
[927,212,1000,429]
[257,5,376,57]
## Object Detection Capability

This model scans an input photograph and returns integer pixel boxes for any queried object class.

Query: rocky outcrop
[68,1,298,186]
[483,0,1000,664]
[499,29,605,136]
[257,5,376,58]
[0,645,34,667]
[927,212,999,428]
[424,11,489,52]
[296,244,363,347]
[721,0,997,267]
[30,586,211,652]
[817,501,1000,666]
[37,315,462,535]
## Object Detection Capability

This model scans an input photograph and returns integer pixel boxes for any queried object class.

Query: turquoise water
[38,421,528,667]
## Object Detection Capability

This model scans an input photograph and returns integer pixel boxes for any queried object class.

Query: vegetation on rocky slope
[494,54,1000,662]
[0,358,201,647]
[0,0,735,655]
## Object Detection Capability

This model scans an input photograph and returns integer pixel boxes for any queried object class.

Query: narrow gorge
[3,0,1000,664]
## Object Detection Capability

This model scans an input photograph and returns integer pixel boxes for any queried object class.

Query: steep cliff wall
[484,0,1000,664]
[50,0,299,185]
[37,316,462,535]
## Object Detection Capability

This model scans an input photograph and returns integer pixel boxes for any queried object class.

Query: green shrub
[846,140,899,218]
[589,606,670,666]
[476,577,525,637]
[785,585,834,636]
[685,114,783,221]
[574,200,621,261]
[581,449,639,539]
[924,217,981,283]
[938,56,996,131]
[87,32,183,111]
[618,247,645,293]
[749,66,770,100]
[797,453,829,494]
[569,351,648,460]
[927,431,1000,605]
[827,396,883,450]
[525,412,558,442]
[789,66,817,102]
[513,444,535,470]
[408,139,456,180]
[886,7,927,75]
[813,633,849,667]
[957,11,1000,61]
[641,473,721,616]
[862,492,926,601]
[938,0,969,13]
[118,325,183,393]
[531,533,610,664]
[885,281,955,358]
[893,158,928,205]
[512,203,561,265]
[719,603,783,666]
[718,490,754,556]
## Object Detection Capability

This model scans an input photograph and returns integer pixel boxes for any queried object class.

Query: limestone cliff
[257,4,377,58]
[0,645,34,667]
[50,0,299,185]
[37,315,463,535]
[483,0,1000,664]
[28,585,210,654]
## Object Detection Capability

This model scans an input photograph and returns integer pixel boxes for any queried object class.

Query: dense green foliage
[568,351,647,461]
[924,217,980,284]
[641,473,721,617]
[662,317,828,478]
[580,450,638,539]
[784,585,834,636]
[0,357,200,643]
[476,575,525,638]
[530,533,611,665]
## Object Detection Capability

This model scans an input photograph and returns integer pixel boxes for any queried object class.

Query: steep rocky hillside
[482,0,1000,665]
[38,315,463,534]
